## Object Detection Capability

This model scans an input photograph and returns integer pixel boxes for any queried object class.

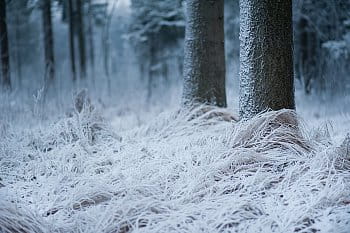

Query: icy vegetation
[0,90,350,233]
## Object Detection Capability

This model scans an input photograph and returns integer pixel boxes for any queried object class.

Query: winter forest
[0,0,350,232]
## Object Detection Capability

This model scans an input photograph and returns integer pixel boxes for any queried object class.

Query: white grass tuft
[1,100,350,232]
[0,200,48,233]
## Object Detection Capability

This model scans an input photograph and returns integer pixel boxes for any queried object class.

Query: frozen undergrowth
[1,95,350,233]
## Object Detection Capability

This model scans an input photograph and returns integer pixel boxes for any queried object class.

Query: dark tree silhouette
[42,0,55,82]
[0,0,11,89]
[76,0,86,79]
[68,0,76,81]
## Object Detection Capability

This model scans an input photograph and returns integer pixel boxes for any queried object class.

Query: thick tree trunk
[182,0,227,107]
[76,0,86,79]
[42,0,55,82]
[68,0,76,81]
[0,0,11,89]
[239,0,295,119]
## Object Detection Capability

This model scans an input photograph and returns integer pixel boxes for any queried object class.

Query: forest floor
[0,88,350,233]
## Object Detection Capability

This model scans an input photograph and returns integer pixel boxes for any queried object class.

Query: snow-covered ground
[0,87,349,233]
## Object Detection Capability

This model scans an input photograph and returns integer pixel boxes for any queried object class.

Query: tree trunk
[182,0,227,107]
[42,0,55,82]
[239,0,295,119]
[162,61,168,83]
[0,0,11,89]
[61,0,68,22]
[68,0,76,81]
[15,12,22,86]
[87,0,95,79]
[76,0,86,79]
[147,36,156,102]
[102,0,116,96]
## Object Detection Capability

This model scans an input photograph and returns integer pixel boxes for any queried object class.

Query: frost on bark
[0,0,11,89]
[182,0,227,108]
[239,0,295,119]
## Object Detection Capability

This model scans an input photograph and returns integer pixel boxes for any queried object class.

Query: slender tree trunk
[42,0,55,82]
[102,0,117,96]
[87,0,95,79]
[61,0,68,22]
[140,62,145,82]
[239,0,295,119]
[68,0,76,81]
[0,0,11,89]
[177,55,183,78]
[76,0,86,79]
[103,34,110,78]
[162,61,168,83]
[182,0,227,107]
[147,36,156,102]
[102,0,114,77]
[15,12,22,86]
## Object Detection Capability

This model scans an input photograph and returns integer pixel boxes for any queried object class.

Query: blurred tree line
[294,0,350,96]
[127,0,185,100]
[0,0,349,98]
[0,0,121,92]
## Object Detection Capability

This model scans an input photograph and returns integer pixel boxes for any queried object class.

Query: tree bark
[68,0,76,81]
[76,0,86,79]
[182,0,227,107]
[239,0,295,119]
[0,0,11,89]
[42,0,55,82]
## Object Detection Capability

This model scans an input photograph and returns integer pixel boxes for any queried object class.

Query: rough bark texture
[68,0,76,81]
[0,0,11,89]
[239,0,295,119]
[76,0,86,79]
[42,0,55,81]
[182,0,227,107]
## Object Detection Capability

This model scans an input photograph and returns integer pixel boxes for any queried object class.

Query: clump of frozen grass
[1,102,350,233]
[0,200,48,233]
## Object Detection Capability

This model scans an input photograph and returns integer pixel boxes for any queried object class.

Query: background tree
[87,0,95,79]
[61,0,111,82]
[9,1,26,86]
[76,0,86,79]
[0,0,11,89]
[239,0,295,119]
[182,0,227,107]
[42,0,55,82]
[128,0,185,101]
[68,0,76,81]
[102,0,117,95]
[294,0,350,96]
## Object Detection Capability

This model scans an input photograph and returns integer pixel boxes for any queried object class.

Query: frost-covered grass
[0,89,350,233]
